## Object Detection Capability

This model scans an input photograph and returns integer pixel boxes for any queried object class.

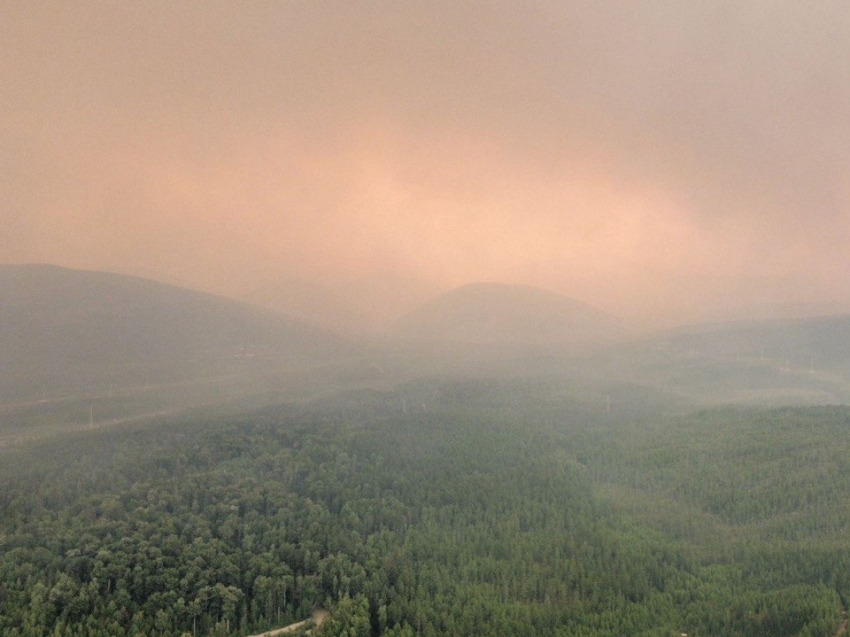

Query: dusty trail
[834,606,848,637]
[246,610,328,637]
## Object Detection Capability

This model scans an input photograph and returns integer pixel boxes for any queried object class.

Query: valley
[3,266,850,636]
[8,2,850,635]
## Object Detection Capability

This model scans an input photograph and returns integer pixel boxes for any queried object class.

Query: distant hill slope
[656,314,850,369]
[587,314,850,406]
[0,264,348,402]
[243,274,440,336]
[391,282,624,348]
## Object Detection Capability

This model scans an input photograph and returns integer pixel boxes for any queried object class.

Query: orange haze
[3,2,850,328]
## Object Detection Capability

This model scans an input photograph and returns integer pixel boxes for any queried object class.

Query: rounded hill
[391,282,624,348]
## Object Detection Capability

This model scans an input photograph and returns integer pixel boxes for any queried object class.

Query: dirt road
[834,606,848,637]
[246,610,328,637]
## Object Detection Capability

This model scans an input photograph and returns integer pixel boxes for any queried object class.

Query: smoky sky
[3,2,850,325]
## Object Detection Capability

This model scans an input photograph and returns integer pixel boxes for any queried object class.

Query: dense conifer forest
[2,378,850,636]
[8,0,850,634]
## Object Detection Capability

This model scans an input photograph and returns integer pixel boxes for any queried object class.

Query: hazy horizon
[4,2,850,328]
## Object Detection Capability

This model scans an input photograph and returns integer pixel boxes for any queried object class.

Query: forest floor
[246,610,329,637]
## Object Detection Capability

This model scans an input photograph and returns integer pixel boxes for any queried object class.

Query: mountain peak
[392,282,624,347]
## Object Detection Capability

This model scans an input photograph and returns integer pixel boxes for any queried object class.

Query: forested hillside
[0,265,348,404]
[2,380,849,636]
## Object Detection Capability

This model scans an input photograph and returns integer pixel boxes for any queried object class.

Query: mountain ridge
[0,264,349,402]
